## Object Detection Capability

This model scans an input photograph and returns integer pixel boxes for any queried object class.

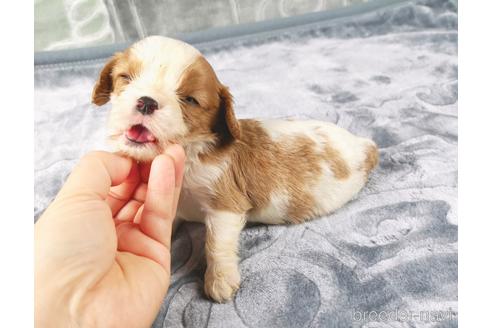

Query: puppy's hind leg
[204,210,246,303]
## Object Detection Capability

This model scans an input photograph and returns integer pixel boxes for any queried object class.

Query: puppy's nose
[136,96,158,115]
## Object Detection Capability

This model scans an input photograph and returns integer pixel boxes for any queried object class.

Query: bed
[34,0,458,326]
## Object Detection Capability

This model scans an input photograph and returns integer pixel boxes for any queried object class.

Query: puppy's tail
[363,141,379,175]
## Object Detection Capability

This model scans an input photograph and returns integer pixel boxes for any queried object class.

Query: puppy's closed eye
[183,96,199,106]
[116,73,131,82]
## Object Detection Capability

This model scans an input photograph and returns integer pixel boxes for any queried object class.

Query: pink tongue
[126,125,155,143]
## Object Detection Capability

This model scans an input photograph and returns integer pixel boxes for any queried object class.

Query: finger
[113,182,147,222]
[58,151,133,200]
[114,199,142,223]
[132,183,148,203]
[116,222,170,270]
[164,144,186,188]
[164,144,186,217]
[107,160,141,215]
[134,203,144,224]
[139,155,175,250]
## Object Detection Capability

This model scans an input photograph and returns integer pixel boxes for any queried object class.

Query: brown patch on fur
[176,57,220,111]
[218,87,241,141]
[92,56,118,106]
[201,120,325,223]
[363,143,379,175]
[177,56,241,144]
[92,50,142,105]
[323,143,350,179]
[287,192,317,224]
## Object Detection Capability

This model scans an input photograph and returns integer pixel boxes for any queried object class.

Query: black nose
[136,96,158,115]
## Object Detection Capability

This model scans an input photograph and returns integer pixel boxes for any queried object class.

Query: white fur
[311,163,367,216]
[204,210,246,302]
[131,36,201,85]
[248,189,290,224]
[260,119,326,143]
[176,140,231,222]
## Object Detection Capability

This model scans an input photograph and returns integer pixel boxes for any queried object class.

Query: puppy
[92,36,378,302]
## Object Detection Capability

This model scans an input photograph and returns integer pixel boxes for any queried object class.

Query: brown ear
[92,55,119,106]
[218,85,241,141]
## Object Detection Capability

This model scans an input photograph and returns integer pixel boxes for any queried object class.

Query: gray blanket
[34,0,457,327]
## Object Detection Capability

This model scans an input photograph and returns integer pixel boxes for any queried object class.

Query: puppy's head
[92,36,240,162]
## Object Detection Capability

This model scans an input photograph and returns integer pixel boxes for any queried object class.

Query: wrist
[35,283,74,327]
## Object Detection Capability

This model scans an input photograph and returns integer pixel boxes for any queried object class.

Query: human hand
[35,145,185,328]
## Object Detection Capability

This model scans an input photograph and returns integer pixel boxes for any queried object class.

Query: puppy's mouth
[125,124,156,144]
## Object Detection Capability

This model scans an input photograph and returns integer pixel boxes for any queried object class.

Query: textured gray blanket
[34,0,457,327]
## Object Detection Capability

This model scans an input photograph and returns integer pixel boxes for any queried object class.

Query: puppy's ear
[92,55,119,106]
[217,85,241,141]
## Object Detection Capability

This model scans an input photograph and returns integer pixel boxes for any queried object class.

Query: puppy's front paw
[204,264,240,303]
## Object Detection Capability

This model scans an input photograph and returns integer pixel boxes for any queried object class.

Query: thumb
[58,151,133,201]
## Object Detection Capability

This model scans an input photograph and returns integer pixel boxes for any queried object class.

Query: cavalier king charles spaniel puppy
[92,36,378,302]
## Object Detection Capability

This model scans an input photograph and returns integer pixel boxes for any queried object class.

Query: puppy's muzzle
[136,96,158,115]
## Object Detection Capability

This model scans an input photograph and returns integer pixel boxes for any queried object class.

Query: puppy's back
[235,119,378,224]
